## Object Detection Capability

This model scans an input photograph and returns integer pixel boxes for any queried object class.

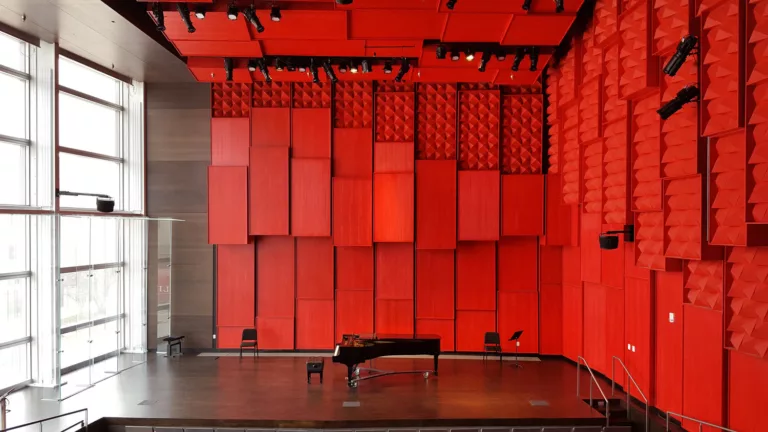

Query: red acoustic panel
[251,108,291,147]
[603,43,628,125]
[682,305,724,430]
[256,236,295,319]
[593,0,618,45]
[211,118,249,166]
[416,250,455,319]
[548,120,561,174]
[217,326,251,349]
[580,27,602,83]
[456,311,496,352]
[661,61,700,179]
[333,178,373,246]
[336,290,374,341]
[216,244,255,327]
[501,95,543,174]
[442,13,512,42]
[583,283,608,373]
[728,350,768,431]
[618,0,659,99]
[417,83,457,160]
[295,300,334,350]
[540,283,563,355]
[291,158,331,237]
[212,83,250,118]
[376,243,414,300]
[459,90,501,170]
[373,173,414,242]
[416,319,454,351]
[605,286,626,381]
[348,9,447,40]
[557,40,580,107]
[631,92,662,211]
[684,260,724,310]
[208,166,248,245]
[582,139,604,214]
[333,128,372,179]
[292,109,331,158]
[603,120,630,225]
[655,270,684,415]
[498,237,538,292]
[653,0,691,54]
[540,246,563,285]
[249,147,289,236]
[336,247,374,291]
[726,247,768,357]
[579,77,602,145]
[747,0,768,225]
[374,142,415,173]
[625,276,653,398]
[256,317,294,350]
[543,174,576,246]
[580,212,602,283]
[501,175,544,236]
[252,81,291,108]
[376,299,414,335]
[296,237,333,300]
[562,283,583,362]
[190,57,251,83]
[292,82,331,108]
[563,246,582,285]
[664,176,705,259]
[415,160,457,250]
[335,81,373,128]
[458,170,500,241]
[635,211,675,270]
[561,108,581,205]
[710,130,746,245]
[502,14,575,45]
[376,92,415,143]
[457,242,496,311]
[601,238,624,289]
[498,291,539,353]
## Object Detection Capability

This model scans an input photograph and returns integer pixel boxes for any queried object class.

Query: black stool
[306,357,324,383]
[163,336,185,357]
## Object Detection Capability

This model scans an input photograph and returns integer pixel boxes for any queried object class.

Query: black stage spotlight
[663,35,698,77]
[323,60,338,83]
[362,59,372,73]
[450,49,460,61]
[495,51,506,61]
[598,225,634,250]
[298,64,307,72]
[522,0,532,10]
[555,0,564,12]
[286,58,297,72]
[384,61,393,74]
[227,3,238,20]
[339,62,348,73]
[511,47,526,71]
[528,47,540,71]
[394,58,410,82]
[152,2,165,31]
[478,51,492,72]
[257,59,272,82]
[270,6,282,22]
[195,7,206,19]
[465,49,475,61]
[177,3,196,33]
[224,58,234,81]
[447,0,458,10]
[310,58,320,83]
[247,59,257,72]
[275,57,285,72]
[244,6,265,32]
[657,85,699,120]
[336,0,354,4]
[350,63,359,73]
[436,45,447,59]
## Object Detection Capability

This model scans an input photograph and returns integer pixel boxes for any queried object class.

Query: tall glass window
[0,32,30,206]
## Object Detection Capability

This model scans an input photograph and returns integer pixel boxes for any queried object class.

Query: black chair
[483,331,502,362]
[239,328,258,358]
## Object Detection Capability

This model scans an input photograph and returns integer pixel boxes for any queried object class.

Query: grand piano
[332,334,441,387]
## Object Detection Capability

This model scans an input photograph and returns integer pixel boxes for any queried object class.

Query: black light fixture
[436,45,447,60]
[339,62,348,73]
[257,59,271,82]
[528,47,540,71]
[194,6,206,19]
[465,49,475,61]
[361,59,372,73]
[350,63,359,73]
[247,59,258,72]
[555,0,564,13]
[495,51,507,61]
[657,85,699,120]
[244,6,265,32]
[56,190,115,213]
[176,3,196,33]
[511,47,526,71]
[224,57,234,81]
[298,64,307,73]
[447,0,458,9]
[287,59,297,72]
[598,225,635,250]
[270,6,282,22]
[152,2,165,31]
[383,61,393,74]
[336,0,354,4]
[478,51,492,72]
[227,3,238,20]
[663,35,698,77]
[394,58,410,82]
[323,60,338,83]
[310,58,320,83]
[275,57,285,71]
[522,0,532,10]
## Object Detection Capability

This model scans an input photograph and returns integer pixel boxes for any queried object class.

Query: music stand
[508,331,524,369]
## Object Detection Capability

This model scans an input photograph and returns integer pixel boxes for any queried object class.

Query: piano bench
[306,357,324,384]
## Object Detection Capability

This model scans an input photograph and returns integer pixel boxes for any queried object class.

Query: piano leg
[433,354,439,376]
[346,365,356,388]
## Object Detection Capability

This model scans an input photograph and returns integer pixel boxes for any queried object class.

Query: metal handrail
[665,412,737,432]
[576,356,610,427]
[0,408,88,432]
[611,356,649,432]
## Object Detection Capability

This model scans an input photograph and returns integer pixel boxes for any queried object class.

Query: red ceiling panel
[259,39,366,57]
[442,13,513,43]
[189,57,251,82]
[528,0,583,13]
[246,10,347,40]
[174,40,263,58]
[437,0,521,13]
[501,15,576,46]
[364,40,424,58]
[348,10,448,40]
[161,12,251,41]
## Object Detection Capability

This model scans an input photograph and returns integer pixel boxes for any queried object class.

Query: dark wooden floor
[7,356,607,429]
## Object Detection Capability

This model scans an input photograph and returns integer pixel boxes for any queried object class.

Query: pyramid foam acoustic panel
[726,247,768,357]
[212,82,250,118]
[459,90,500,170]
[631,92,662,212]
[417,83,457,160]
[292,82,332,108]
[334,81,373,128]
[501,94,543,174]
[251,81,290,108]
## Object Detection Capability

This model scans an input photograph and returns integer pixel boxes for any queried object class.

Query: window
[0,32,30,206]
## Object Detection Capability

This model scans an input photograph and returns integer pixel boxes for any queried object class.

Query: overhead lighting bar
[270,6,282,22]
[350,63,359,74]
[176,3,195,33]
[663,35,698,77]
[275,57,285,71]
[339,62,348,74]
[394,58,410,83]
[336,0,354,4]
[244,6,265,33]
[152,2,165,31]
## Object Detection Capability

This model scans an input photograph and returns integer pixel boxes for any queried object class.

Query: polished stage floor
[6,355,607,430]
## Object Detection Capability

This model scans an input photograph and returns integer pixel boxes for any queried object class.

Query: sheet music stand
[508,330,524,369]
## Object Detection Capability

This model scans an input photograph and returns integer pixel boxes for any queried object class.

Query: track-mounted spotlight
[176,3,195,33]
[298,65,307,73]
[362,59,372,73]
[195,7,206,19]
[528,47,540,71]
[394,58,410,83]
[339,62,348,73]
[511,47,526,71]
[478,51,492,72]
[554,0,564,12]
[350,63,359,74]
[227,4,238,20]
[323,60,338,83]
[247,59,257,72]
[152,2,165,31]
[270,6,282,22]
[287,59,296,72]
[257,59,272,82]
[274,58,285,72]
[657,85,699,120]
[450,49,460,61]
[224,58,233,81]
[436,45,447,60]
[522,0,532,10]
[310,59,320,83]
[244,6,265,32]
[447,0,458,10]
[384,61,393,74]
[465,49,475,61]
[336,0,353,4]
[495,51,507,61]
[663,35,698,77]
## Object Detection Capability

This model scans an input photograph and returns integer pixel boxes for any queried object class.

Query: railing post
[611,358,615,396]
[576,360,581,396]
[589,379,593,408]
[1,397,7,431]
[699,424,703,432]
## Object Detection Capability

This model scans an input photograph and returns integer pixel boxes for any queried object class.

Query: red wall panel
[336,290,373,341]
[540,246,562,285]
[250,147,289,235]
[333,128,373,178]
[562,283,583,362]
[292,108,331,158]
[256,317,294,349]
[563,246,582,285]
[728,350,768,432]
[376,299,414,335]
[336,246,373,291]
[374,142,415,173]
[209,166,249,245]
[682,305,724,431]
[583,283,608,373]
[415,160,457,250]
[333,178,373,246]
[456,310,496,352]
[416,319,455,351]
[458,170,500,241]
[626,276,653,400]
[498,291,539,353]
[605,286,626,384]
[296,300,334,349]
[291,158,331,236]
[457,242,496,311]
[501,174,544,236]
[498,237,538,292]
[216,244,255,327]
[376,243,414,300]
[373,173,414,242]
[252,108,290,147]
[211,118,250,166]
[416,250,454,319]
[296,237,333,300]
[217,326,251,349]
[601,238,625,288]
[256,236,295,319]
[543,174,574,246]
[539,283,563,355]
[580,212,602,283]
[655,270,684,415]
